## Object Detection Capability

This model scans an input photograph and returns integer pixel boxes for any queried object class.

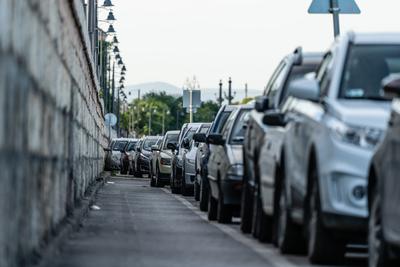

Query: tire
[368,185,390,267]
[170,166,180,194]
[240,179,253,233]
[307,166,345,264]
[252,181,272,242]
[155,165,164,188]
[217,191,232,224]
[194,178,200,201]
[150,176,156,187]
[276,176,303,254]
[199,178,209,212]
[208,190,218,221]
[181,166,192,196]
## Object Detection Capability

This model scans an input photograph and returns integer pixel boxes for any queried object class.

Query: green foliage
[240,97,254,104]
[120,92,220,137]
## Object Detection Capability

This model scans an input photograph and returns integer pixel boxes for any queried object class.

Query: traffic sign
[105,113,117,127]
[308,0,360,14]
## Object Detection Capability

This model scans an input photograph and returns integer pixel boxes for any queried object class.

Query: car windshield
[163,134,178,150]
[230,110,251,145]
[212,111,232,134]
[339,45,400,100]
[113,141,128,151]
[126,142,137,152]
[143,139,158,151]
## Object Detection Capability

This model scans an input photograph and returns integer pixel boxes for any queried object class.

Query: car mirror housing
[182,138,191,149]
[263,111,286,127]
[166,142,177,151]
[206,134,225,146]
[193,133,206,143]
[382,74,400,98]
[288,76,320,102]
[151,145,159,151]
[255,96,269,112]
[103,147,111,152]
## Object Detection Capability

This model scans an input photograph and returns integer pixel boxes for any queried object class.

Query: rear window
[229,110,251,145]
[113,141,128,151]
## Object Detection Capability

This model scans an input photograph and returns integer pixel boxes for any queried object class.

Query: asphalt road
[44,176,366,267]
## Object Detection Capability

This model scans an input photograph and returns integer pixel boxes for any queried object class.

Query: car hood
[142,150,152,157]
[330,100,391,129]
[227,145,243,165]
[160,150,173,158]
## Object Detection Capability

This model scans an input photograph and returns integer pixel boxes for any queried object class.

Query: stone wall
[0,1,107,266]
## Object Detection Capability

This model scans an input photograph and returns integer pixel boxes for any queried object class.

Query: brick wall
[0,1,107,266]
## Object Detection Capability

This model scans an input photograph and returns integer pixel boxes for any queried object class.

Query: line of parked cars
[104,31,400,267]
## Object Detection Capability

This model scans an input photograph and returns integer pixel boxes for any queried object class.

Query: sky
[106,0,400,92]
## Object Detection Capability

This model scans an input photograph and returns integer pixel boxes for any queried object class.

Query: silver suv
[263,32,399,264]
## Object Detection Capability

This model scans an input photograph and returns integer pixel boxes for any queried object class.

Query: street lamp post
[162,109,170,135]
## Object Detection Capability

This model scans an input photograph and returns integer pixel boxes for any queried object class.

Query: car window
[221,111,236,140]
[316,53,334,97]
[229,110,251,144]
[267,63,289,108]
[143,139,158,151]
[156,139,162,148]
[263,61,286,96]
[200,125,210,134]
[126,142,137,152]
[211,111,232,134]
[339,45,400,100]
[163,134,178,150]
[113,141,128,151]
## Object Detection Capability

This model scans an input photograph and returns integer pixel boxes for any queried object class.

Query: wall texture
[0,1,107,266]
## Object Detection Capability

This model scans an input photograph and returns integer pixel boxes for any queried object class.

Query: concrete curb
[28,171,112,267]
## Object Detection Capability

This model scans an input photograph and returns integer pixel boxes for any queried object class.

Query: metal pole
[219,80,223,107]
[149,109,152,136]
[245,83,248,99]
[228,77,232,105]
[117,86,120,136]
[330,0,340,37]
[162,110,165,135]
[189,87,193,123]
[111,62,115,114]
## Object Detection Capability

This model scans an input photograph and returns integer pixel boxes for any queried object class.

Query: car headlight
[187,158,195,164]
[160,157,171,165]
[140,153,149,160]
[227,164,244,176]
[326,117,384,149]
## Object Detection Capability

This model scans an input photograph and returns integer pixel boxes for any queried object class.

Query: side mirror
[255,96,269,112]
[263,111,286,127]
[182,138,190,149]
[167,142,177,151]
[193,133,206,143]
[288,76,320,102]
[207,134,225,146]
[104,147,111,152]
[136,147,141,153]
[151,145,159,151]
[382,74,400,98]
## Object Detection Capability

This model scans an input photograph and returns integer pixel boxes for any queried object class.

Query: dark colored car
[193,105,237,211]
[133,136,159,177]
[368,75,400,267]
[169,123,202,194]
[240,48,322,237]
[207,105,252,223]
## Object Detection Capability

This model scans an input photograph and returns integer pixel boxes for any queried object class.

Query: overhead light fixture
[106,11,116,21]
[102,0,114,7]
[107,24,116,33]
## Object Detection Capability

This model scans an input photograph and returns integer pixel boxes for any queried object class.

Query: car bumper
[221,175,243,205]
[159,164,172,176]
[184,162,196,186]
[318,136,372,220]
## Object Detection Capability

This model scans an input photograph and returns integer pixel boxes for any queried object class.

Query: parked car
[241,48,322,236]
[133,136,160,177]
[150,131,179,187]
[368,74,400,267]
[104,138,131,171]
[120,139,138,175]
[148,137,163,180]
[193,105,237,211]
[182,123,211,195]
[207,105,252,223]
[267,32,396,264]
[170,123,202,194]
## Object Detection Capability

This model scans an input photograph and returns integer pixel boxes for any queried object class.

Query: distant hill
[125,81,262,102]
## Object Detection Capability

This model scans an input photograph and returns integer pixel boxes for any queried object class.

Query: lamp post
[162,109,170,135]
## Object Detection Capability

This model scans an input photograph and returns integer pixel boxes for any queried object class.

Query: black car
[207,105,252,223]
[368,75,400,267]
[241,48,322,237]
[193,105,237,211]
[133,136,159,177]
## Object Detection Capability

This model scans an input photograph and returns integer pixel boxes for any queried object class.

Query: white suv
[264,32,400,264]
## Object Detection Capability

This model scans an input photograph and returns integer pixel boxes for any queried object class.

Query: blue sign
[308,0,361,14]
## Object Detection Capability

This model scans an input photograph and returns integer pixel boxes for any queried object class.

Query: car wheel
[240,179,253,233]
[199,177,209,212]
[307,166,345,264]
[208,189,218,221]
[194,177,200,201]
[171,167,180,194]
[368,185,389,267]
[217,191,232,224]
[251,181,272,242]
[155,165,164,188]
[181,166,192,196]
[276,177,303,253]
